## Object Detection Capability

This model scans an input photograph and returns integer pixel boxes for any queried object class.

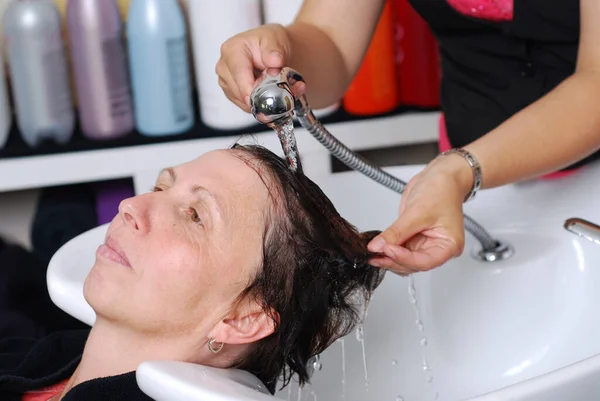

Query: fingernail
[270,51,283,61]
[369,236,386,251]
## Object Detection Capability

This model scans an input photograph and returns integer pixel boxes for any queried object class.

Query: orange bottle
[343,0,399,116]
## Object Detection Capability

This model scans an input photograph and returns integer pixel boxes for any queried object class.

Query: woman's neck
[56,319,205,399]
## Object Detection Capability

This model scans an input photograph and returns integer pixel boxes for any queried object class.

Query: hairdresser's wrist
[427,151,476,202]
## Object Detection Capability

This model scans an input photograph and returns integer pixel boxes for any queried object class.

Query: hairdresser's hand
[367,155,474,275]
[216,24,292,113]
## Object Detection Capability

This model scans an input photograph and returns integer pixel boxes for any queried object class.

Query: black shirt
[0,329,152,401]
[408,0,600,170]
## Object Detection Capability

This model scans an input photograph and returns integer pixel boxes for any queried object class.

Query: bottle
[127,0,194,136]
[116,0,130,21]
[391,0,441,107]
[0,50,10,150]
[262,0,340,119]
[53,0,78,106]
[67,0,134,139]
[188,0,260,130]
[3,0,74,147]
[343,0,399,116]
[53,0,66,16]
[0,0,15,51]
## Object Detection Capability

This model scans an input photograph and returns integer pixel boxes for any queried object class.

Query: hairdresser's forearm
[461,73,600,189]
[283,22,351,108]
[282,0,386,108]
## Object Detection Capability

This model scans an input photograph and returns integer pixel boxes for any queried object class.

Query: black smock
[408,0,600,171]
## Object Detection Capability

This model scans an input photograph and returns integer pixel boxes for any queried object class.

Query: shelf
[0,110,440,193]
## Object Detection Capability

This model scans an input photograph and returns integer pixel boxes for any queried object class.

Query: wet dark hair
[228,143,386,393]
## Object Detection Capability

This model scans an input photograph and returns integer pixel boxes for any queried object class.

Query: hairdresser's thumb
[257,34,288,69]
[368,214,425,252]
[261,48,286,68]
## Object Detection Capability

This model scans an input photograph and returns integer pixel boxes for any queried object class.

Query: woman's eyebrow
[156,167,223,222]
[191,185,224,222]
[157,167,176,183]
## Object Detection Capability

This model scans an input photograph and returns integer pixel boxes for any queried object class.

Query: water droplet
[423,364,431,372]
[421,337,428,346]
[428,376,434,383]
[312,354,323,371]
[435,392,439,400]
[416,320,424,331]
[355,325,364,341]
[396,396,404,401]
[392,359,398,365]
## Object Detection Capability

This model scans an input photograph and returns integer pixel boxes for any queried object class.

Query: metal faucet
[564,218,600,245]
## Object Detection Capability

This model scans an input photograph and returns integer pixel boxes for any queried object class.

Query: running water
[408,277,439,400]
[338,339,346,401]
[355,301,370,392]
[274,117,302,172]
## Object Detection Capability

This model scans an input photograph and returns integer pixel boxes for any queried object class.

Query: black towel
[0,237,88,340]
[30,183,98,268]
[0,329,152,400]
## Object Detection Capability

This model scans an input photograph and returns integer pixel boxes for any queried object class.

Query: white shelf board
[0,111,440,193]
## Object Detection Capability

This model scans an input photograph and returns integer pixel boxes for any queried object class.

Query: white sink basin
[47,156,600,401]
[276,160,600,401]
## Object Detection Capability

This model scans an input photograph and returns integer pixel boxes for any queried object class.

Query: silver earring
[208,337,224,354]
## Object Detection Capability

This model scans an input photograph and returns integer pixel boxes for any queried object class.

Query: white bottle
[0,49,10,150]
[262,0,340,119]
[3,0,74,147]
[0,0,15,46]
[188,0,261,130]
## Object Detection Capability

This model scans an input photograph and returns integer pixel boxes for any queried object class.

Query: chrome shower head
[250,67,307,127]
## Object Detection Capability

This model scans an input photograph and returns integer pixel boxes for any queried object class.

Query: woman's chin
[83,265,122,316]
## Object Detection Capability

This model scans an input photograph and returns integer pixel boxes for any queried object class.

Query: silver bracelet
[440,148,482,203]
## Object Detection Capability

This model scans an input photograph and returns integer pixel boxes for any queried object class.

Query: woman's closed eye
[188,208,203,225]
[151,185,203,226]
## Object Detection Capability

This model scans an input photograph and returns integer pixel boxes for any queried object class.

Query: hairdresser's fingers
[368,255,419,276]
[216,63,249,112]
[368,210,430,254]
[215,46,254,112]
[220,25,290,108]
[380,238,458,272]
[216,37,255,111]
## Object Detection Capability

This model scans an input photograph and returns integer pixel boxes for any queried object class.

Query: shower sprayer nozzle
[250,68,308,127]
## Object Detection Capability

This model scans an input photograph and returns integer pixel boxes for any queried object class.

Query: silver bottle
[3,0,74,147]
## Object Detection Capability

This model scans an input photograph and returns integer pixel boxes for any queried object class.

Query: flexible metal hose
[296,111,499,251]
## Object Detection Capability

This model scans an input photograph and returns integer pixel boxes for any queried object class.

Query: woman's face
[83,150,271,336]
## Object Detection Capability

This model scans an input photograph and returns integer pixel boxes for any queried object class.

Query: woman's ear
[211,300,277,345]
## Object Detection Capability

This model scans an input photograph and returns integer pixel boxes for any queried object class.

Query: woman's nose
[118,196,150,233]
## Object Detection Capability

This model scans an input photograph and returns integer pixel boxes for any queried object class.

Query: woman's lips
[97,238,131,268]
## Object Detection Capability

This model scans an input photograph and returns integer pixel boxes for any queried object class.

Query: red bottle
[392,0,441,108]
[343,0,399,116]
